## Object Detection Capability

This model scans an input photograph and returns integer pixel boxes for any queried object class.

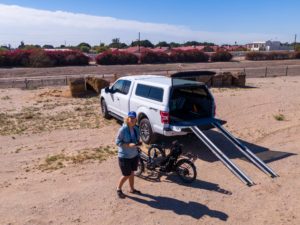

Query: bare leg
[129,171,135,191]
[117,176,129,190]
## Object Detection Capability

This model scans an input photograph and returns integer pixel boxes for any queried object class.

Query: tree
[42,44,54,49]
[0,45,9,51]
[183,41,215,46]
[108,38,127,49]
[169,42,181,48]
[80,46,90,53]
[131,39,154,48]
[155,41,170,48]
[77,42,91,49]
[18,41,25,49]
[93,45,109,53]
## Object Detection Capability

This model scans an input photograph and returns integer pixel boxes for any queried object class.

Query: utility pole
[294,34,297,51]
[138,32,140,53]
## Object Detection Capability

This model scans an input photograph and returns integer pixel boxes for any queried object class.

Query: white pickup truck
[100,74,225,144]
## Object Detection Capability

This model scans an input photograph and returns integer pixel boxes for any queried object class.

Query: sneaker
[129,189,142,195]
[117,189,126,199]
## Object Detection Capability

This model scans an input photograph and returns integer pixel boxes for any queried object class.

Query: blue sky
[0,0,299,46]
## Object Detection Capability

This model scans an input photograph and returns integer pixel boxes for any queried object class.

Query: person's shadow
[165,175,232,195]
[127,192,228,221]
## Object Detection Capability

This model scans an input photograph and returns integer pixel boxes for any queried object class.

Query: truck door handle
[149,107,158,111]
[116,97,120,100]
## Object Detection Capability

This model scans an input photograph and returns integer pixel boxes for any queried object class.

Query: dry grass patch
[0,95,113,135]
[37,146,116,171]
[1,96,11,100]
[273,113,286,121]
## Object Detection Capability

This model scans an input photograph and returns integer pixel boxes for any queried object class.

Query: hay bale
[212,74,223,87]
[232,72,246,87]
[68,78,86,97]
[195,75,213,86]
[85,76,110,93]
[221,72,233,86]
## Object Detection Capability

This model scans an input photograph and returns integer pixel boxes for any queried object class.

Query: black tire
[101,99,111,119]
[139,118,157,144]
[135,157,145,177]
[175,159,197,183]
[148,145,166,167]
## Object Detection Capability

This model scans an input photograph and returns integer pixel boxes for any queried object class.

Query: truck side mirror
[104,87,111,93]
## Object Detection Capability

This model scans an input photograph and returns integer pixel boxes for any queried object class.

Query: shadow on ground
[156,129,296,164]
[127,192,228,221]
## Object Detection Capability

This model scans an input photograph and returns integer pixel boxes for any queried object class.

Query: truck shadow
[126,192,228,221]
[158,130,296,163]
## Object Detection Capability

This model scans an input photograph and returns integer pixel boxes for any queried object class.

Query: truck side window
[136,84,151,98]
[111,80,124,93]
[136,84,163,102]
[148,87,163,102]
[122,80,131,95]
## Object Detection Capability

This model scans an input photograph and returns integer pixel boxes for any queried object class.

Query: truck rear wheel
[139,118,157,144]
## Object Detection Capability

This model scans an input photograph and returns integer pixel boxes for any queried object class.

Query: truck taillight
[160,111,169,124]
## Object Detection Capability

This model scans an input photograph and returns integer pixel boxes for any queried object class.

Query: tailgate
[169,117,227,131]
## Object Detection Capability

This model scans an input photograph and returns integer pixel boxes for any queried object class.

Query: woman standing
[115,111,142,199]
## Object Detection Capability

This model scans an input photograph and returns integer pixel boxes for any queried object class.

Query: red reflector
[160,111,169,124]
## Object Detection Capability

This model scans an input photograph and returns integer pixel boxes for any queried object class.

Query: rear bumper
[163,127,189,136]
[161,117,227,137]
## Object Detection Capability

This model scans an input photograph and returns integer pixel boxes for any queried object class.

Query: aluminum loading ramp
[190,121,278,186]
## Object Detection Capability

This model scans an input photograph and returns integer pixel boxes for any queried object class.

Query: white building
[246,41,292,51]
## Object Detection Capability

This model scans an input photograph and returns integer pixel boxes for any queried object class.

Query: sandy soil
[0,76,299,225]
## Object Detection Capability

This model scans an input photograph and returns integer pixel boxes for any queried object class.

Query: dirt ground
[0,76,299,225]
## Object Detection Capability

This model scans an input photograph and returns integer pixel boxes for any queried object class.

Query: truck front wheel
[101,99,111,119]
[139,118,157,144]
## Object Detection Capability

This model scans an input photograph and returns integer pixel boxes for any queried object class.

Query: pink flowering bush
[293,51,300,59]
[140,50,169,64]
[170,49,209,63]
[96,50,138,65]
[0,50,89,67]
[210,51,233,62]
[246,51,292,61]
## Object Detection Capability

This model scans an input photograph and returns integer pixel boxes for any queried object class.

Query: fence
[0,65,300,89]
[0,74,117,89]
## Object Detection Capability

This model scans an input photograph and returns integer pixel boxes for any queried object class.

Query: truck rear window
[135,84,163,102]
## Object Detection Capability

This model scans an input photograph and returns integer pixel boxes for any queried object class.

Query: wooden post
[265,67,268,77]
[286,66,288,76]
[25,78,28,89]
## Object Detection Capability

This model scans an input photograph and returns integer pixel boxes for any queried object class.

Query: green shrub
[273,114,285,121]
